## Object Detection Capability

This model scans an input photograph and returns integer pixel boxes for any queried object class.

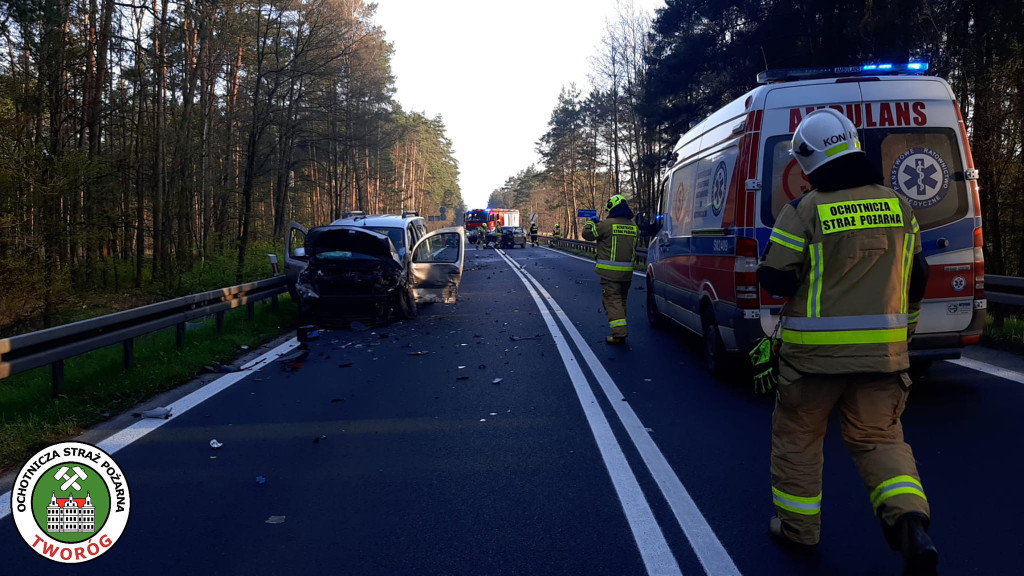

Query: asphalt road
[2,243,1022,575]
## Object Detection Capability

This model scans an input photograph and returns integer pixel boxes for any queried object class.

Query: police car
[645,62,985,377]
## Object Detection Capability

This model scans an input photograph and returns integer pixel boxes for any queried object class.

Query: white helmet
[791,108,862,175]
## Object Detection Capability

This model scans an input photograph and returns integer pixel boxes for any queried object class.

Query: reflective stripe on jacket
[583,217,638,282]
[759,184,922,374]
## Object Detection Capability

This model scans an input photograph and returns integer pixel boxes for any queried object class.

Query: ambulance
[644,62,986,377]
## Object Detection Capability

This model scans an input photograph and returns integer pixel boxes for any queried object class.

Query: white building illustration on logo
[47,491,96,534]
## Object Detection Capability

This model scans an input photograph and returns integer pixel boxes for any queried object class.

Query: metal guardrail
[542,235,648,265]
[0,276,288,396]
[986,275,1024,326]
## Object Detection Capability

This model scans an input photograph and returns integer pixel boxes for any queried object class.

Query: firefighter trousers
[600,279,630,337]
[770,362,930,545]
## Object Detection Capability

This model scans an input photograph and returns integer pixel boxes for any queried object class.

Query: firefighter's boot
[886,514,937,576]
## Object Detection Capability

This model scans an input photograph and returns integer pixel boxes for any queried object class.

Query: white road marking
[511,254,742,576]
[1,337,302,520]
[501,251,683,575]
[947,357,1024,384]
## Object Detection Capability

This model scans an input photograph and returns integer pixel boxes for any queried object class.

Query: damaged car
[284,213,465,322]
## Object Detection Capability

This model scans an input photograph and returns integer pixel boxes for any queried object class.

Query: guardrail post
[51,360,64,397]
[123,338,134,370]
[216,311,225,333]
[271,293,279,310]
[176,322,185,349]
[247,301,255,321]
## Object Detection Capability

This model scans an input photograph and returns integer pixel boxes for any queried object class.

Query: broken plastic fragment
[265,515,286,524]
[209,439,223,450]
[313,435,327,444]
[139,407,172,419]
[256,476,267,485]
[456,376,469,381]
[409,351,430,356]
[338,362,353,368]
[492,378,503,385]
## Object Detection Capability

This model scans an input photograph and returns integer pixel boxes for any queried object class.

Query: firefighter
[475,225,485,248]
[530,222,539,246]
[553,223,561,238]
[756,108,934,575]
[582,195,638,344]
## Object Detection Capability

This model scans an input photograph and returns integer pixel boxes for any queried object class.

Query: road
[2,243,1022,575]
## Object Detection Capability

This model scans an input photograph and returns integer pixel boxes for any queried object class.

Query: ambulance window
[862,128,967,230]
[668,162,696,236]
[761,136,810,227]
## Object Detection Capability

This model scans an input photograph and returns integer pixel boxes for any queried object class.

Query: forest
[2,0,1022,336]
[0,0,462,334]
[490,0,1023,279]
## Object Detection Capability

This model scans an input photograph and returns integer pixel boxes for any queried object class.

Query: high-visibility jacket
[553,225,561,238]
[760,184,921,374]
[530,224,538,235]
[582,217,638,282]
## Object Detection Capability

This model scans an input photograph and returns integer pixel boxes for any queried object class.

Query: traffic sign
[577,209,598,218]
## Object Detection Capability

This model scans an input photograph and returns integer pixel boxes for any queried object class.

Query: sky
[371,0,666,211]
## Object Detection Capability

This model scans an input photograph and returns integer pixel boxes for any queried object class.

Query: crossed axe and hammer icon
[53,466,88,491]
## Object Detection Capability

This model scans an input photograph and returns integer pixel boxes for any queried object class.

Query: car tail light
[735,236,759,309]
[973,226,985,298]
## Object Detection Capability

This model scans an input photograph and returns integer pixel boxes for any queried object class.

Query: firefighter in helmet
[757,108,934,575]
[582,194,638,344]
[552,223,561,238]
[530,222,539,246]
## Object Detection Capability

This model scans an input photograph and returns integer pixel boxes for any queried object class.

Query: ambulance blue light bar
[757,62,929,84]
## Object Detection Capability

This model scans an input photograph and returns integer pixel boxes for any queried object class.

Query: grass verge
[981,312,1024,355]
[0,297,298,474]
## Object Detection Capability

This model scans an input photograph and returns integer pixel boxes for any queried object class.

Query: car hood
[304,226,401,266]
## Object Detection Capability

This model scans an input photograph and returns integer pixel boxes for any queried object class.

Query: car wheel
[702,314,728,380]
[646,282,667,328]
[396,286,417,319]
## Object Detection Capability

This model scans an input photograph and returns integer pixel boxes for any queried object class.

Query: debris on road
[297,325,320,342]
[492,378,503,385]
[313,435,327,444]
[510,334,543,341]
[209,439,223,450]
[338,362,353,368]
[135,407,172,419]
[409,351,430,356]
[330,398,345,403]
[265,515,286,524]
[278,348,310,364]
[456,376,469,381]
[256,475,267,485]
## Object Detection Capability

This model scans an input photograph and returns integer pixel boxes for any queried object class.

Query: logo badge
[11,442,130,563]
[890,147,950,209]
[710,161,729,216]
[951,275,966,292]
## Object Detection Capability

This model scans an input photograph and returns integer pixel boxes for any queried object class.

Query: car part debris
[256,475,267,485]
[265,515,285,524]
[209,439,223,450]
[136,407,172,419]
[409,351,430,356]
[297,324,320,342]
[492,378,503,385]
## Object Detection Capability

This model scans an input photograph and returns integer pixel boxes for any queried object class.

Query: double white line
[496,249,741,576]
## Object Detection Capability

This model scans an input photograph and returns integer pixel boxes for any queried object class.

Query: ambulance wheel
[646,281,667,328]
[702,316,727,380]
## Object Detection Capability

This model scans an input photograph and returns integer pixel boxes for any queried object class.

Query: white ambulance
[645,62,986,377]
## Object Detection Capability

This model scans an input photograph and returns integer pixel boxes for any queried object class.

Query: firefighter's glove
[749,337,778,394]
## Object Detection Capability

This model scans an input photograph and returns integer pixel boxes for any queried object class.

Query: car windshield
[367,227,406,257]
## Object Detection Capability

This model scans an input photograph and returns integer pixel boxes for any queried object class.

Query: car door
[284,221,309,293]
[408,226,465,303]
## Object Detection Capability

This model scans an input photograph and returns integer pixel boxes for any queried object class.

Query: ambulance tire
[702,313,728,380]
[646,281,668,328]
